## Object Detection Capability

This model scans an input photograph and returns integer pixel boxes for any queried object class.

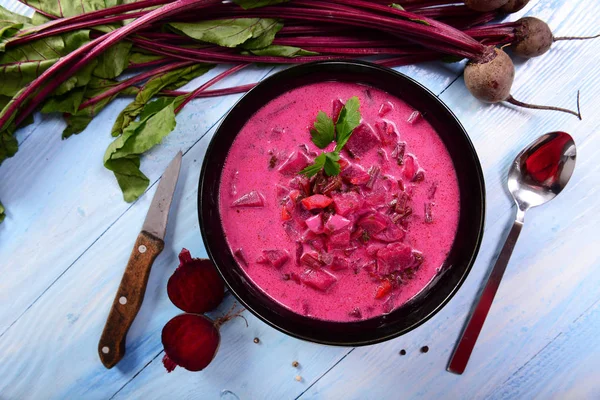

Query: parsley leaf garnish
[310,110,335,149]
[300,96,361,177]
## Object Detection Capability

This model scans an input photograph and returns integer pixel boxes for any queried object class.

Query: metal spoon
[448,131,576,375]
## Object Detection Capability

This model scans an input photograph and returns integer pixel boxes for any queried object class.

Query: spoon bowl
[448,131,576,374]
[508,131,576,212]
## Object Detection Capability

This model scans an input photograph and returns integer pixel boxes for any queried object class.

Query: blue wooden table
[1,0,599,398]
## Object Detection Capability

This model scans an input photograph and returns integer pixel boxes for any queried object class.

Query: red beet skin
[167,249,224,313]
[162,314,221,372]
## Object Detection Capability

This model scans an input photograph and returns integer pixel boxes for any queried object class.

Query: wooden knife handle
[98,231,164,369]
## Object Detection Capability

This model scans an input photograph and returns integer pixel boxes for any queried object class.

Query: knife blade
[98,151,182,369]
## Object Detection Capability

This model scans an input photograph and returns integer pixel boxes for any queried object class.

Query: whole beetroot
[512,17,600,59]
[464,48,581,118]
[513,17,554,58]
[464,48,514,103]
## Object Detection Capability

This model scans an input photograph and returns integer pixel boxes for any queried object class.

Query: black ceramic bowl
[198,60,485,346]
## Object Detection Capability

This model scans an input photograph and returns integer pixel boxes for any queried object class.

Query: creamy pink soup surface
[219,81,460,322]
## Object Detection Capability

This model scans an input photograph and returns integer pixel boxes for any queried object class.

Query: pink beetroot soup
[219,81,460,322]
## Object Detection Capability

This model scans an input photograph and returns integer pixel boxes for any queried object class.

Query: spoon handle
[448,210,525,374]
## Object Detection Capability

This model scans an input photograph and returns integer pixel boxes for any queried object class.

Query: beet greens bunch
[0,0,596,222]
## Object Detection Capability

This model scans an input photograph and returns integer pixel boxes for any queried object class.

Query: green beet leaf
[93,41,132,79]
[241,21,283,50]
[111,63,213,137]
[104,100,177,202]
[0,200,5,223]
[169,18,280,48]
[58,77,140,138]
[24,0,122,18]
[245,45,318,57]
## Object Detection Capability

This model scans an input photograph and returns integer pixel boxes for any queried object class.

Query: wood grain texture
[0,0,599,398]
[99,231,164,369]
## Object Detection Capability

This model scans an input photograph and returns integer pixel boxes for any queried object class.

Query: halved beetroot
[357,213,388,234]
[327,230,351,251]
[301,194,333,210]
[345,123,380,157]
[341,163,371,185]
[324,214,351,234]
[377,242,414,275]
[305,214,324,234]
[301,268,338,292]
[162,314,220,372]
[167,249,224,314]
[332,191,362,216]
[232,191,264,207]
[278,151,310,175]
[256,249,290,269]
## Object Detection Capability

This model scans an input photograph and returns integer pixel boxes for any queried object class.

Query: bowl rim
[198,60,485,346]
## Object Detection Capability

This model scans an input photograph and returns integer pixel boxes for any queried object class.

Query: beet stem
[553,34,600,42]
[506,90,582,120]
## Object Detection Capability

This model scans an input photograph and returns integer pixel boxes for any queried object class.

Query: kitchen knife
[98,151,182,369]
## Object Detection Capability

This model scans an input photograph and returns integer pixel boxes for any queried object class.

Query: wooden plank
[1,0,598,397]
[488,299,600,400]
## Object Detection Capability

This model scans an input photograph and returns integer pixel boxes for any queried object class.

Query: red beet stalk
[5,0,223,129]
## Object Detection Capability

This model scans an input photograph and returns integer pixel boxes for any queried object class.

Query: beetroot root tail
[506,90,582,120]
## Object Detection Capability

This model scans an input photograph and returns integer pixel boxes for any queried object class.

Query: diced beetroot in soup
[308,237,325,252]
[375,120,399,146]
[378,101,394,117]
[301,194,333,210]
[332,98,344,122]
[372,223,406,243]
[377,242,415,276]
[319,251,334,265]
[330,256,349,271]
[289,175,311,196]
[305,214,324,234]
[300,252,322,269]
[324,214,351,234]
[345,123,380,158]
[301,268,337,292]
[403,154,417,181]
[256,249,290,269]
[341,164,371,185]
[364,187,388,208]
[276,184,289,200]
[407,110,422,124]
[366,243,385,258]
[278,151,310,176]
[232,191,264,207]
[357,213,388,234]
[234,248,248,267]
[283,222,300,240]
[327,230,351,251]
[332,192,362,216]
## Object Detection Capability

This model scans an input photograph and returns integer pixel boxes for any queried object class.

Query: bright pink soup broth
[219,81,460,322]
